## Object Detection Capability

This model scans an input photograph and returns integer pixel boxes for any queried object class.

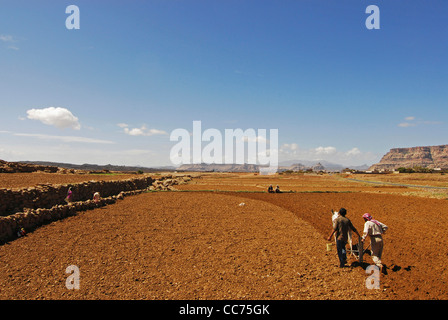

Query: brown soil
[1,190,447,299]
[0,192,373,299]
[0,172,447,300]
[175,172,423,194]
[231,192,448,299]
[0,172,142,189]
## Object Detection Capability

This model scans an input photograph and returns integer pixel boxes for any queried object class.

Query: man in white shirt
[361,213,388,270]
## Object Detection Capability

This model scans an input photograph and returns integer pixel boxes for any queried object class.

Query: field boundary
[152,189,358,194]
[0,175,192,243]
[345,177,448,190]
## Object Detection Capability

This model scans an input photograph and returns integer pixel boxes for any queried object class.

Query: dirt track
[1,189,447,299]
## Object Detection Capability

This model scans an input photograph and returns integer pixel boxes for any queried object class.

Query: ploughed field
[0,172,447,299]
[0,172,142,189]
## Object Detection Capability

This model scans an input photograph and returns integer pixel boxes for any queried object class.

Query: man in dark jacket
[327,208,361,267]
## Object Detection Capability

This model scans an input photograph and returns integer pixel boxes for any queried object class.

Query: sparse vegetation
[396,166,437,173]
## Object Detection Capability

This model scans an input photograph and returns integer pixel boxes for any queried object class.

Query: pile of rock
[0,160,59,173]
[148,175,192,191]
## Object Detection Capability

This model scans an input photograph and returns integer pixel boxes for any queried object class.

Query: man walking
[361,213,388,270]
[328,208,361,268]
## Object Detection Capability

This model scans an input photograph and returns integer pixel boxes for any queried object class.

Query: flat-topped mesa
[369,145,448,171]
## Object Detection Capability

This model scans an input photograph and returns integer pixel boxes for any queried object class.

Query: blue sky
[0,0,447,167]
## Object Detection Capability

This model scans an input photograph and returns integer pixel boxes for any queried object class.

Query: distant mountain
[347,164,370,171]
[20,161,176,173]
[279,160,369,172]
[177,161,369,173]
[369,145,448,171]
[279,159,343,169]
[15,159,370,174]
[177,163,260,172]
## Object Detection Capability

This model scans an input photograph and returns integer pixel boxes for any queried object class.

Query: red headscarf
[363,213,381,227]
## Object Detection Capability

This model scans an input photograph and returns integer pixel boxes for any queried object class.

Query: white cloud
[398,122,416,127]
[124,127,145,136]
[1,34,19,50]
[0,35,13,42]
[345,147,361,156]
[281,143,298,151]
[280,143,300,158]
[12,133,114,144]
[0,145,25,158]
[120,124,167,136]
[279,143,379,166]
[242,135,268,143]
[26,107,81,130]
[422,120,442,125]
[398,116,441,128]
[398,116,416,127]
[315,146,337,155]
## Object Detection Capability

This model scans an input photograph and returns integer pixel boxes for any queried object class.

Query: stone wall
[0,160,59,173]
[0,176,155,242]
[0,174,193,243]
[0,176,154,216]
[0,189,144,243]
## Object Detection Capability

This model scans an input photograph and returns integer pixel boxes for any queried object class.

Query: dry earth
[0,172,142,189]
[0,172,447,300]
[0,192,382,300]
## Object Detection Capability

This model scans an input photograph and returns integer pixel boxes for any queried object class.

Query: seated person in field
[65,187,73,203]
[275,185,282,193]
[267,185,274,193]
[93,192,100,203]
